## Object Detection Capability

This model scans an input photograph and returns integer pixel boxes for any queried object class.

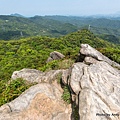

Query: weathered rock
[11,68,65,84]
[62,69,71,85]
[84,56,98,65]
[69,44,120,120]
[0,83,71,120]
[80,44,120,69]
[70,61,120,120]
[37,70,64,83]
[46,51,65,63]
[11,68,43,82]
[1,68,72,120]
[50,51,65,60]
[46,57,54,63]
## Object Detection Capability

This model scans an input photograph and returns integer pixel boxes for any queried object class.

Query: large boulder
[11,68,43,82]
[69,44,120,120]
[0,83,71,120]
[70,61,120,120]
[11,68,65,84]
[80,44,120,69]
[50,51,65,60]
[46,51,65,63]
[0,68,71,120]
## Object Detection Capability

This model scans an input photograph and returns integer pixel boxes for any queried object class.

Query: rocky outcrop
[70,61,120,120]
[46,51,65,63]
[69,44,120,120]
[11,68,43,82]
[0,73,71,120]
[80,44,120,69]
[0,44,120,120]
[11,68,65,84]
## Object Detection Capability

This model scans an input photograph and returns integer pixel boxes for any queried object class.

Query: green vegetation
[62,85,71,104]
[0,29,119,106]
[98,34,120,44]
[1,15,120,44]
[45,16,120,44]
[99,47,120,64]
[0,15,119,119]
[0,15,78,40]
[0,78,36,106]
[72,103,79,120]
[39,59,74,72]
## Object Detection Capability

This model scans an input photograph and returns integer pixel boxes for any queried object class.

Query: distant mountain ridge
[0,15,78,40]
[44,15,120,44]
[10,13,25,18]
[0,15,120,44]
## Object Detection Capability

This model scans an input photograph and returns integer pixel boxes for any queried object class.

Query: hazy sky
[0,0,120,16]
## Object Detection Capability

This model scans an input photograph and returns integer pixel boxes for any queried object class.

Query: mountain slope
[1,15,120,44]
[0,15,78,40]
[45,16,120,29]
[30,16,77,35]
[45,16,120,44]
[0,29,120,108]
[0,29,118,80]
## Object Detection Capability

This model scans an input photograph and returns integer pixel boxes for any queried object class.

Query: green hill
[45,16,120,44]
[1,15,120,44]
[0,29,120,106]
[0,15,78,40]
[0,29,119,80]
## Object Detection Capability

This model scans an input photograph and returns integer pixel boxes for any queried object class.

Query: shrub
[0,78,36,106]
[62,85,71,104]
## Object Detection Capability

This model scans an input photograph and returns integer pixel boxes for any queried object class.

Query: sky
[0,0,120,17]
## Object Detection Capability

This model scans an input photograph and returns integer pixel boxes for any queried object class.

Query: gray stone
[69,44,120,120]
[11,68,43,82]
[46,57,53,63]
[70,61,120,120]
[80,44,120,69]
[11,68,64,84]
[0,83,71,120]
[84,56,98,65]
[62,69,70,85]
[46,51,65,63]
[50,51,65,60]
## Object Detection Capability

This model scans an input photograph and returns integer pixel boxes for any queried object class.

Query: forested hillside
[0,15,120,44]
[0,15,78,40]
[0,29,120,106]
[45,16,120,44]
[45,16,120,30]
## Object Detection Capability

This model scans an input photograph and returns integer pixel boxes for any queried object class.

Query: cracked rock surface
[0,70,71,120]
[0,83,71,120]
[69,44,120,120]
